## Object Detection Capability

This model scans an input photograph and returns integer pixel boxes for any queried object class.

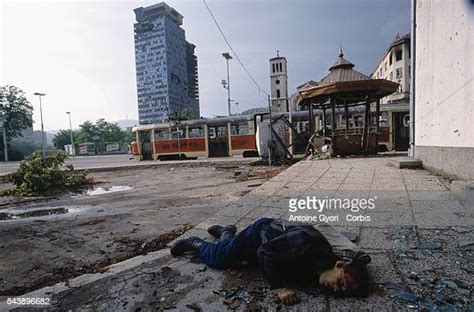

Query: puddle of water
[87,186,133,196]
[0,207,68,220]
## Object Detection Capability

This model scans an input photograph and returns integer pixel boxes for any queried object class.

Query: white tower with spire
[269,51,288,113]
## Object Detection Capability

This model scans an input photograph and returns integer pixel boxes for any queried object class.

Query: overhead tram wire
[202,0,269,97]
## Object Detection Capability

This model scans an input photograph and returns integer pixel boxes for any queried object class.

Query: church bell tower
[269,51,288,113]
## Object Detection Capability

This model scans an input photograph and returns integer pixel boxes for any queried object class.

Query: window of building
[279,62,282,72]
[396,67,402,78]
[395,50,403,61]
[389,52,393,65]
[188,126,204,138]
[272,63,275,73]
[275,79,280,85]
[389,71,393,80]
[384,62,387,71]
[276,89,280,98]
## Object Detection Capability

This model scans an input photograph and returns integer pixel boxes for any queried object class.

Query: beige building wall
[414,0,473,179]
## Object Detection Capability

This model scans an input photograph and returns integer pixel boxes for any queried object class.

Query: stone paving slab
[414,211,473,229]
[408,190,456,201]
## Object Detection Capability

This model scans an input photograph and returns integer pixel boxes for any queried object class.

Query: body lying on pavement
[170,218,371,304]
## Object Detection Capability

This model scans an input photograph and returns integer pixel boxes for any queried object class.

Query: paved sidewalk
[2,157,472,311]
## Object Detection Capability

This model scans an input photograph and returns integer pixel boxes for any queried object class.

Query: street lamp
[222,52,232,117]
[66,112,75,157]
[33,92,46,157]
[235,102,239,115]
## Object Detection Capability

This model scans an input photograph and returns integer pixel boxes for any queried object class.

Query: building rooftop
[134,2,183,26]
[319,49,369,85]
[371,32,410,76]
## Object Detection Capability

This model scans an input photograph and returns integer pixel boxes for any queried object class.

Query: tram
[131,115,259,160]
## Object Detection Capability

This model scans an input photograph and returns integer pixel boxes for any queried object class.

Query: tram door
[208,125,229,157]
[139,130,153,160]
[393,112,409,151]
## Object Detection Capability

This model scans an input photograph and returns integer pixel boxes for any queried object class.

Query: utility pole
[222,52,232,116]
[33,92,46,157]
[66,112,75,157]
[268,94,273,167]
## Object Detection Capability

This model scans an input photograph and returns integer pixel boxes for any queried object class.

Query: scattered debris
[77,219,106,226]
[415,242,442,250]
[392,288,417,304]
[247,183,263,188]
[87,186,133,196]
[185,303,202,311]
[0,207,69,221]
[458,240,474,248]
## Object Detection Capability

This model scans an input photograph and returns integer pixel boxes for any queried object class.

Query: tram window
[189,126,204,138]
[170,127,185,139]
[154,128,170,140]
[217,126,227,137]
[231,125,238,136]
[231,122,249,135]
[349,114,363,127]
[238,122,249,135]
[379,112,389,127]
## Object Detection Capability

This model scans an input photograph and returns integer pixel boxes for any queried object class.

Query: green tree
[0,86,34,161]
[52,129,79,150]
[76,119,128,152]
[76,120,98,143]
[170,107,199,121]
[0,85,34,140]
[180,107,199,120]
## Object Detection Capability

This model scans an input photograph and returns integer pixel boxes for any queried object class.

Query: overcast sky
[1,0,410,131]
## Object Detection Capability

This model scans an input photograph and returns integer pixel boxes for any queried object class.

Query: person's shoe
[355,251,372,264]
[207,225,237,239]
[170,237,205,256]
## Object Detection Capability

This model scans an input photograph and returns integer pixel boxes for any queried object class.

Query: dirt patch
[2,224,192,296]
[235,166,289,182]
[77,219,106,226]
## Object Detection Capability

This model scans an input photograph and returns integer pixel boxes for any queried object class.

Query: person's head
[318,260,369,297]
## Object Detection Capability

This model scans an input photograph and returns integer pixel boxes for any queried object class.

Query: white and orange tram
[131,115,259,160]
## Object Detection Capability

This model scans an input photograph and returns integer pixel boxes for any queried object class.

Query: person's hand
[276,288,300,305]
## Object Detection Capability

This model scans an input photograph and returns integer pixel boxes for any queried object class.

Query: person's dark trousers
[199,218,274,269]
